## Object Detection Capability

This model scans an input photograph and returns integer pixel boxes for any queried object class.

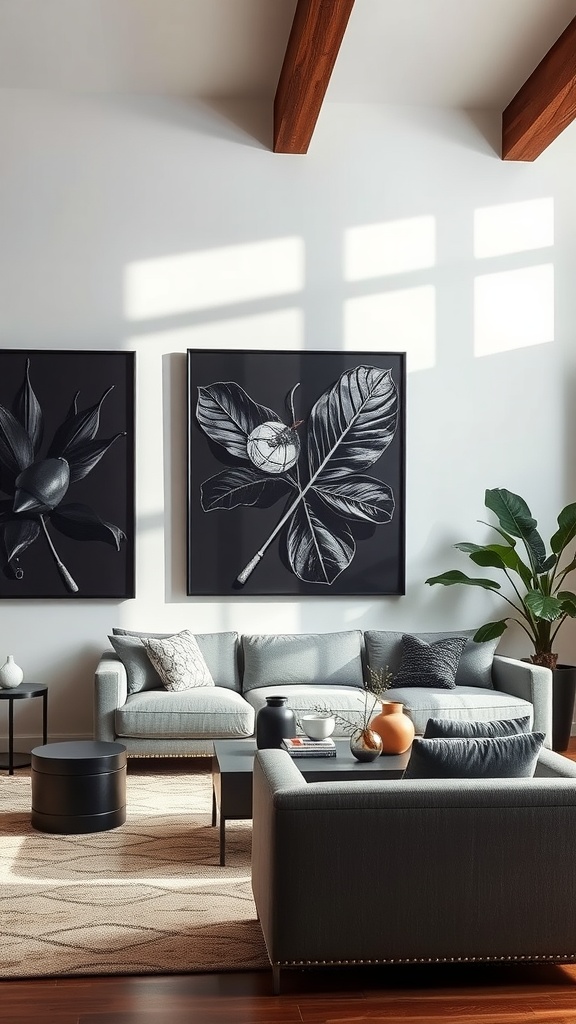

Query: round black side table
[0,682,48,775]
[31,740,127,834]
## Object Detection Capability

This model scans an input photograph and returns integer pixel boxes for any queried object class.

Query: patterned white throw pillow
[142,630,215,691]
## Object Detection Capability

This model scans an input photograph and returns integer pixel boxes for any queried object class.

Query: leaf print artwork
[0,358,127,594]
[195,363,400,588]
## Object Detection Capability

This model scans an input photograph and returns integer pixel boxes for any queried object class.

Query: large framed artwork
[0,350,135,599]
[187,349,405,596]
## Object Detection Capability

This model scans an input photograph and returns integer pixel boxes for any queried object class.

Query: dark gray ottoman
[31,740,127,834]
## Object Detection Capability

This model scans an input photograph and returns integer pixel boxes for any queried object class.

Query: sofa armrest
[93,652,128,742]
[535,747,576,778]
[491,654,552,743]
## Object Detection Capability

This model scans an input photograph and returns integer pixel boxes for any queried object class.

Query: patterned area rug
[0,761,268,979]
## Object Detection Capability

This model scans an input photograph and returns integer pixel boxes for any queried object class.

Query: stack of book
[281,736,337,758]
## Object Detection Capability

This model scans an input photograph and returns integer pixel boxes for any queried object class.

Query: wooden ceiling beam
[502,16,576,161]
[273,0,355,154]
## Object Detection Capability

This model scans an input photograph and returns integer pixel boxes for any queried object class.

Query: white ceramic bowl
[301,714,335,740]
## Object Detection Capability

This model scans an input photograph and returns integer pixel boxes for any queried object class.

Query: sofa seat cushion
[115,686,254,740]
[243,685,369,736]
[388,685,533,735]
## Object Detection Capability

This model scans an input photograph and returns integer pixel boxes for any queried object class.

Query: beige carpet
[0,761,269,979]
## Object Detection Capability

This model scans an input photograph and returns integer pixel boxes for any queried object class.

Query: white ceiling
[0,0,574,107]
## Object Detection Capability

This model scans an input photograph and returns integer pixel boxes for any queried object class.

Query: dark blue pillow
[403,732,545,779]
[392,634,467,689]
[423,716,531,739]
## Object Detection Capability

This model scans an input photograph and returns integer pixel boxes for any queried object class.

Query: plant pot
[369,700,415,754]
[552,664,576,752]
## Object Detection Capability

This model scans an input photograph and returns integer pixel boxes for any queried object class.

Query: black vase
[552,664,576,752]
[256,696,296,749]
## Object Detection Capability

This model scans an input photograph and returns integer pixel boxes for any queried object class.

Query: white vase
[0,655,23,689]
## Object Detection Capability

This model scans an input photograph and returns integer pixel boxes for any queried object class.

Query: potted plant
[425,488,576,751]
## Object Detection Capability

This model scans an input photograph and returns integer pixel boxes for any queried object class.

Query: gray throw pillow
[108,634,163,694]
[364,629,499,689]
[403,732,545,779]
[424,716,531,739]
[392,634,468,689]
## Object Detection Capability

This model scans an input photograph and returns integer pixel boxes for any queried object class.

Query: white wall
[0,91,575,742]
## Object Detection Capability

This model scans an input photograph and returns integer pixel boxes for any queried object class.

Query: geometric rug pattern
[0,763,268,979]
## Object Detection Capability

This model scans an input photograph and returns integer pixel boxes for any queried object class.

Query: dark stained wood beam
[502,16,576,161]
[273,0,355,154]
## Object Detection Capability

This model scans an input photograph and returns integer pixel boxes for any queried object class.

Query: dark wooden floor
[2,741,576,1024]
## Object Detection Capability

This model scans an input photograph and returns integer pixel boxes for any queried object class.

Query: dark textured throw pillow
[403,732,545,780]
[392,634,468,689]
[423,716,531,739]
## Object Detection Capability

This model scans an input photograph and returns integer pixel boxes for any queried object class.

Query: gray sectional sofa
[252,745,576,993]
[93,627,553,754]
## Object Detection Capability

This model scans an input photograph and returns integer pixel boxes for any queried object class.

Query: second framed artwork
[187,349,406,597]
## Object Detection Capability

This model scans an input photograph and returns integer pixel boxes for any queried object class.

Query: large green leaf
[541,554,557,572]
[473,620,508,642]
[485,488,535,534]
[524,591,564,622]
[485,488,547,572]
[557,591,576,617]
[455,541,532,585]
[425,570,501,590]
[557,554,576,579]
[478,519,517,548]
[551,503,576,555]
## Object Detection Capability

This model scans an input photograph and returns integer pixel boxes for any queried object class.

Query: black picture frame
[187,349,406,597]
[0,349,135,599]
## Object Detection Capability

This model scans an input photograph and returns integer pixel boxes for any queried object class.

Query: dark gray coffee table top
[214,737,410,779]
[212,738,409,865]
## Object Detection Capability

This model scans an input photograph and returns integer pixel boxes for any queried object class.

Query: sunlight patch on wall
[124,238,305,321]
[474,198,554,259]
[344,216,436,281]
[344,286,436,371]
[474,264,554,357]
[126,308,305,352]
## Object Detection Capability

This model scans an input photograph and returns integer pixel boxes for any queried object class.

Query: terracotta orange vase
[369,701,415,754]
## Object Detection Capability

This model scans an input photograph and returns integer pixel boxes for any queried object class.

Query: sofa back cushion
[241,631,364,692]
[364,629,499,690]
[110,629,241,692]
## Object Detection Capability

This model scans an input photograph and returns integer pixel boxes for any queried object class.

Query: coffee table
[212,738,410,865]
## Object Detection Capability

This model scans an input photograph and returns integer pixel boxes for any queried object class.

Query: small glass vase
[350,728,383,762]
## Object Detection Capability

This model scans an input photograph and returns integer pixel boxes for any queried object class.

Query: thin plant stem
[40,515,78,593]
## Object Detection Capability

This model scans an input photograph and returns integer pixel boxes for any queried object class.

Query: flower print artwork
[0,352,134,598]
